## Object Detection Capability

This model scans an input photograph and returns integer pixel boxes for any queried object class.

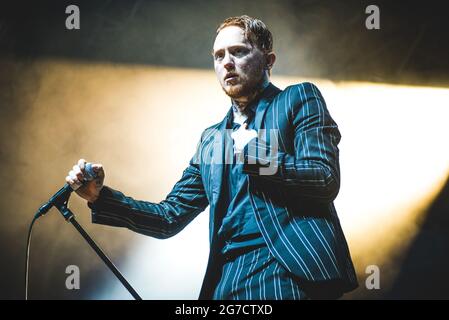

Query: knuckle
[78,159,86,168]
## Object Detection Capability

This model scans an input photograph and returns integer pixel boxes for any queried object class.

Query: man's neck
[232,79,270,116]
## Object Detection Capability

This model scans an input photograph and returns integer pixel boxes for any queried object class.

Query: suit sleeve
[242,82,341,202]
[88,137,209,239]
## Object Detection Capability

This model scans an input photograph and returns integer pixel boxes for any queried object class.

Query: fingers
[65,172,82,189]
[65,175,74,184]
[66,158,87,185]
[78,158,86,172]
[69,168,83,184]
[72,165,84,182]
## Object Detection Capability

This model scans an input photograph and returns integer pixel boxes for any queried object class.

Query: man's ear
[266,52,276,70]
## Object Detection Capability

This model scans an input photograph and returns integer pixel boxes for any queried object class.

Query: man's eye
[215,53,224,60]
[234,48,247,56]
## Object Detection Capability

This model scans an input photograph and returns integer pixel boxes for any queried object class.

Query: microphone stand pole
[49,191,142,300]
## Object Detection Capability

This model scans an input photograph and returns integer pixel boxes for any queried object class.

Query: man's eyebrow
[212,47,227,55]
[212,44,249,56]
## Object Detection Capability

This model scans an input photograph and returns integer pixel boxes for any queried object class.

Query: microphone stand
[42,190,142,300]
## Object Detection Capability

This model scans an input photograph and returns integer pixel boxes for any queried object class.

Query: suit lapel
[210,107,232,213]
[253,83,282,130]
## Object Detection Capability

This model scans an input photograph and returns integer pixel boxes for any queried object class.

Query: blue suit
[89,82,358,299]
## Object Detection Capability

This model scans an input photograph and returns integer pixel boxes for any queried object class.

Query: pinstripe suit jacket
[89,82,358,299]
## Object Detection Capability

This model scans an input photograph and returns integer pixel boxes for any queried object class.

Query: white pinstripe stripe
[311,84,331,166]
[219,259,234,299]
[296,281,303,300]
[258,258,264,299]
[325,219,337,238]
[215,265,224,299]
[261,254,270,299]
[289,276,298,300]
[230,255,240,300]
[297,85,311,159]
[232,254,246,300]
[309,85,326,163]
[272,261,278,300]
[278,263,285,300]
[275,263,283,299]
[288,86,294,121]
[244,248,260,300]
[273,96,287,152]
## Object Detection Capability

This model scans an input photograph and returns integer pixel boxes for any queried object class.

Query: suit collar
[225,82,281,129]
[253,82,281,130]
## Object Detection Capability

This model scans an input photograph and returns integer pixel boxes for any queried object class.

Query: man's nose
[223,52,234,71]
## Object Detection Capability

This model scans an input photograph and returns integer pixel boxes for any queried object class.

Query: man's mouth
[224,74,238,82]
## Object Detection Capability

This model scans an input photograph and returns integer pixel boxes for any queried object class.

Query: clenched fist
[65,158,105,203]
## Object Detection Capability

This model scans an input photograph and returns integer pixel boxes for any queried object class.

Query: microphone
[35,163,97,219]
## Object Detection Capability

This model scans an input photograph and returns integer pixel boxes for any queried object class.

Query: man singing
[66,15,358,300]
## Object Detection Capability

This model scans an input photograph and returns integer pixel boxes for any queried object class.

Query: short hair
[216,15,273,53]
